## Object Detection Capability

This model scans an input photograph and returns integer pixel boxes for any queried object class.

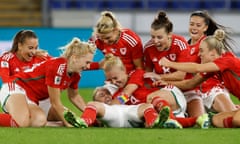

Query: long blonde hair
[93,11,122,34]
[60,37,96,59]
[102,53,125,73]
[203,29,229,55]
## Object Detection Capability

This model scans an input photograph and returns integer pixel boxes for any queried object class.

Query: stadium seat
[147,0,168,10]
[231,0,240,10]
[203,0,226,9]
[79,1,103,9]
[171,0,201,10]
[49,0,64,9]
[103,1,142,10]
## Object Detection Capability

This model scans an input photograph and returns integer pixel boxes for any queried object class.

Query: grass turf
[0,88,239,144]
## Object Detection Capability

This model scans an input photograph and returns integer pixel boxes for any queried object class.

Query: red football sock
[223,117,233,128]
[175,117,197,128]
[81,105,97,126]
[151,96,175,119]
[0,113,19,127]
[144,107,158,127]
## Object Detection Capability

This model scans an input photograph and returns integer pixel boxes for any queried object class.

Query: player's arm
[47,86,72,127]
[67,88,86,112]
[166,73,206,90]
[159,70,186,81]
[133,58,144,69]
[160,57,220,73]
[111,83,138,104]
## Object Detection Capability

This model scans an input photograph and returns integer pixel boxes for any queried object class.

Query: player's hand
[152,79,168,87]
[143,72,161,81]
[159,57,171,67]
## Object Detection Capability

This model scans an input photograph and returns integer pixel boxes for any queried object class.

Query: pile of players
[0,10,239,129]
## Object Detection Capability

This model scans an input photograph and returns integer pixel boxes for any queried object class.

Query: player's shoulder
[172,34,188,50]
[1,52,15,61]
[144,40,155,50]
[121,29,141,47]
[172,34,187,42]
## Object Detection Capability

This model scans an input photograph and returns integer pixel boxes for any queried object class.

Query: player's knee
[16,114,31,127]
[33,113,47,127]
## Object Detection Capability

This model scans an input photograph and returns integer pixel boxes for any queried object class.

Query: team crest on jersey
[120,47,127,55]
[190,47,195,55]
[169,54,176,61]
[57,64,66,76]
[1,61,9,68]
[129,96,140,104]
[54,76,62,85]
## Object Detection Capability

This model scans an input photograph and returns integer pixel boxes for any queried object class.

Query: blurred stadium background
[0,0,240,87]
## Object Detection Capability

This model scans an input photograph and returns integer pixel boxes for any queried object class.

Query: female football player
[158,29,240,127]
[88,10,144,74]
[0,37,96,127]
[185,10,236,117]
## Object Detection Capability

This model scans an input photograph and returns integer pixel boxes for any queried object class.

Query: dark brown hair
[151,11,173,33]
[190,10,235,52]
[10,30,38,53]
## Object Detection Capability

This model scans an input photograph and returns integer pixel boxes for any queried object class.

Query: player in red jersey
[82,54,209,129]
[143,11,190,82]
[0,30,61,126]
[0,37,96,127]
[185,10,236,117]
[0,30,51,82]
[158,29,240,127]
[141,11,208,126]
[89,11,143,74]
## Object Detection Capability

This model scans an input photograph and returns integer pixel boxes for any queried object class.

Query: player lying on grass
[157,29,240,128]
[64,86,182,128]
[0,37,95,127]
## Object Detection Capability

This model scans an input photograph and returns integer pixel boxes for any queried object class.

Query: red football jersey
[91,28,143,74]
[144,34,190,74]
[113,69,159,105]
[201,52,240,99]
[0,52,51,82]
[188,36,223,93]
[10,57,80,103]
[188,35,206,63]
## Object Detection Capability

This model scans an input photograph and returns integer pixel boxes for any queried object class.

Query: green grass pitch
[0,88,239,144]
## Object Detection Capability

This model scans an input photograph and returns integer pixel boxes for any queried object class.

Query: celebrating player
[0,37,96,127]
[158,29,240,127]
[143,11,190,81]
[89,10,144,74]
[0,29,51,83]
[186,10,236,117]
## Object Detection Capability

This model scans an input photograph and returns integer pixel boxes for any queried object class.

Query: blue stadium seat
[103,1,142,9]
[147,0,168,10]
[49,0,64,9]
[203,0,226,9]
[171,0,201,10]
[79,1,103,9]
[231,0,240,10]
